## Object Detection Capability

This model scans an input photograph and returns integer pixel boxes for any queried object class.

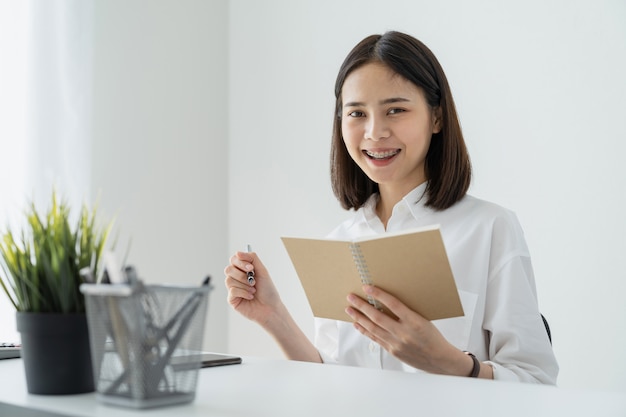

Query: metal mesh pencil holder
[81,283,211,409]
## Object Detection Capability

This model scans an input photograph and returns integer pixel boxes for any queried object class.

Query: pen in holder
[81,279,211,409]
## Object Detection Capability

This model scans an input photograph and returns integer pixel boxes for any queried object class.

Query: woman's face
[341,62,440,196]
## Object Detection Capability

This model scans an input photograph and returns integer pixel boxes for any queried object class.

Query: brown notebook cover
[281,225,464,322]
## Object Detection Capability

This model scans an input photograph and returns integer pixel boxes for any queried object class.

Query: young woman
[224,31,558,384]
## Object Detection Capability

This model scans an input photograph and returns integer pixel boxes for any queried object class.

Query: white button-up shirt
[314,183,559,384]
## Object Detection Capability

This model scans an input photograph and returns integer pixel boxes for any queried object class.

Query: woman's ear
[432,107,443,134]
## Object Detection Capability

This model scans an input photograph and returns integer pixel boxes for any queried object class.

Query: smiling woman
[225,30,558,385]
[330,34,471,216]
[340,62,441,223]
[222,0,626,392]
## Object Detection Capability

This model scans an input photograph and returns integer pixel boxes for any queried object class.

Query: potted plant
[0,190,113,395]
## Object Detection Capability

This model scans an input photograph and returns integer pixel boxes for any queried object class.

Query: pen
[246,244,255,285]
[202,275,212,286]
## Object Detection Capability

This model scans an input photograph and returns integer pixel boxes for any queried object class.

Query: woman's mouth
[364,149,401,160]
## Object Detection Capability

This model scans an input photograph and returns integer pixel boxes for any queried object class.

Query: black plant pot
[16,312,95,395]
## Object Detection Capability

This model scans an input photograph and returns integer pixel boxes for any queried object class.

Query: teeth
[365,149,400,159]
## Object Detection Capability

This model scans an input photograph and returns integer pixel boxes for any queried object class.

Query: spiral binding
[350,243,382,311]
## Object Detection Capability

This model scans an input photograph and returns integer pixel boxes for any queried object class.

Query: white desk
[0,355,624,417]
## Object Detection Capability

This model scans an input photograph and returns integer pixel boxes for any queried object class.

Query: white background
[1,0,625,393]
[228,0,626,392]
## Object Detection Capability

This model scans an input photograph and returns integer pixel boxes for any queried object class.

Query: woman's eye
[347,111,365,117]
[388,108,406,115]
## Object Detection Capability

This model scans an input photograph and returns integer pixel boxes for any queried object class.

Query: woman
[224,31,558,384]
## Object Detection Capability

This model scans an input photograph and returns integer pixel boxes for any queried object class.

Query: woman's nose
[364,115,390,141]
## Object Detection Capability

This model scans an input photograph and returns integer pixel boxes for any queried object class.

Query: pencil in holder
[81,283,211,409]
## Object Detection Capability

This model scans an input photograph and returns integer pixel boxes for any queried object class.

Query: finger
[347,291,396,329]
[345,302,392,351]
[224,260,254,286]
[231,252,255,272]
[224,274,254,290]
[362,285,419,323]
[346,294,394,334]
[223,264,246,285]
[225,276,256,302]
[353,321,387,348]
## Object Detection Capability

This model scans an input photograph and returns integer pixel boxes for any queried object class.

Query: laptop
[0,343,21,360]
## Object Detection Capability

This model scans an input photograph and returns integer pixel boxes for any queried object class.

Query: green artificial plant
[0,191,113,313]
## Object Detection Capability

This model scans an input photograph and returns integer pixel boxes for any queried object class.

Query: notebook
[281,225,464,322]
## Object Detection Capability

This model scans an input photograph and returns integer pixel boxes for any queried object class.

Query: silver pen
[247,244,255,285]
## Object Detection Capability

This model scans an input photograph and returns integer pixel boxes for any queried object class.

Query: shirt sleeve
[314,317,340,364]
[482,215,559,384]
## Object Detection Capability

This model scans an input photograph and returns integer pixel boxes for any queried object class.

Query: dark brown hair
[330,31,471,211]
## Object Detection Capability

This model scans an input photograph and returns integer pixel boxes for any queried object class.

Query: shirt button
[369,342,377,353]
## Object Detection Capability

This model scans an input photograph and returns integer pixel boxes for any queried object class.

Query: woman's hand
[345,285,492,378]
[224,250,323,363]
[224,250,282,327]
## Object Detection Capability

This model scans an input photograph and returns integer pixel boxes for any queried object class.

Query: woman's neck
[375,181,427,230]
[375,187,405,230]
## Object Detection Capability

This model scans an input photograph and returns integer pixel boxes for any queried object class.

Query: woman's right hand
[223,250,282,326]
[224,249,323,363]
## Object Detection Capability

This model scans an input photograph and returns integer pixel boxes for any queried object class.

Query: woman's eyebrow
[343,97,411,108]
[380,97,411,105]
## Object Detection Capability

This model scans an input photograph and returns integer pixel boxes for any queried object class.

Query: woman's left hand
[345,285,478,377]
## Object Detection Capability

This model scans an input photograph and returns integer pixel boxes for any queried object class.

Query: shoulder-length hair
[330,31,472,211]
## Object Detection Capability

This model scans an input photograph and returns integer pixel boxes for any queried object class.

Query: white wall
[228,0,626,393]
[90,0,230,352]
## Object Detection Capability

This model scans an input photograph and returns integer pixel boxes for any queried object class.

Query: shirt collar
[401,182,432,219]
[360,182,434,232]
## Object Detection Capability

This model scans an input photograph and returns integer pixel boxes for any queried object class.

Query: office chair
[541,314,552,345]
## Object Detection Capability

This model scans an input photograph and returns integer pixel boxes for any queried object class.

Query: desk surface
[0,355,625,417]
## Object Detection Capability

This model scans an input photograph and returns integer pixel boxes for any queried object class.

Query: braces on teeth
[366,150,399,159]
